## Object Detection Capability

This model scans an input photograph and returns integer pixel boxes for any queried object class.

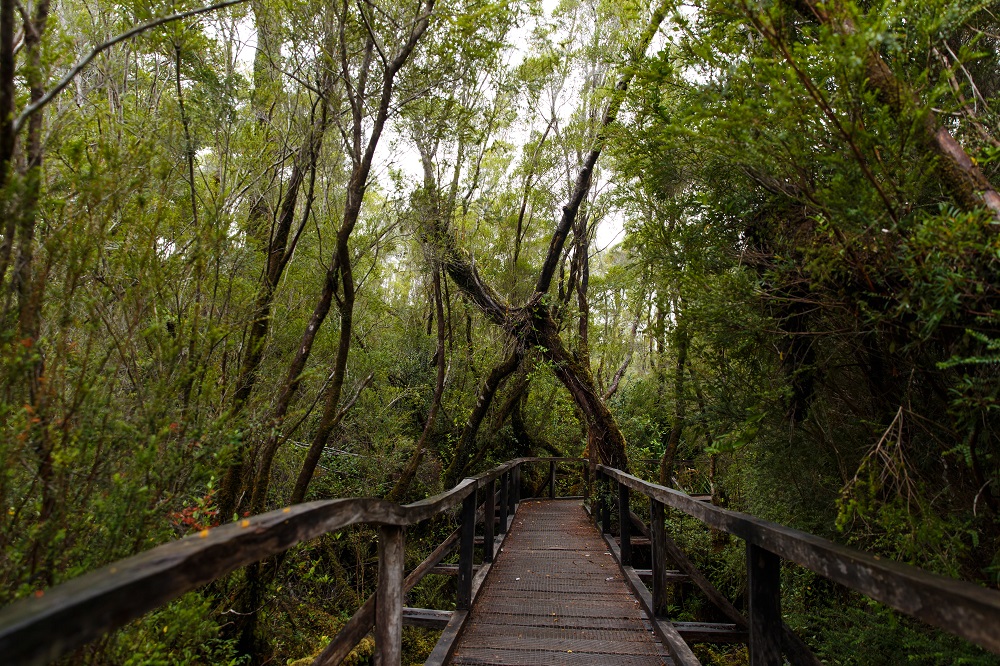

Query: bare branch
[13,0,251,134]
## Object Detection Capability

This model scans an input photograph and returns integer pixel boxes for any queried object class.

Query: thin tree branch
[13,0,251,134]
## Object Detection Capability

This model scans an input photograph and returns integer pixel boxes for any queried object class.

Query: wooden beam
[457,488,477,610]
[599,473,611,534]
[747,543,782,666]
[374,525,404,666]
[312,530,460,665]
[619,481,632,566]
[483,478,496,563]
[650,499,669,617]
[674,622,748,644]
[423,609,468,666]
[498,471,509,534]
[598,464,1000,655]
[402,607,452,629]
[604,533,702,666]
[634,569,689,585]
[0,457,585,666]
[662,530,747,628]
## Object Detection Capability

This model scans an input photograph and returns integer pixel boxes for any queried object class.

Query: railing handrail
[15,456,992,665]
[0,456,583,665]
[596,463,1000,656]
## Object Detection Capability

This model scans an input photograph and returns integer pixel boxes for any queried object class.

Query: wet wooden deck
[447,500,672,665]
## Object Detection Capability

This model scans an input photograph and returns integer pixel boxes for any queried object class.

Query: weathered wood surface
[483,478,496,563]
[746,543,782,666]
[650,499,669,617]
[9,454,998,666]
[599,465,1000,655]
[374,525,405,665]
[425,610,469,666]
[457,490,477,610]
[402,607,453,629]
[498,471,510,533]
[634,569,689,585]
[603,530,701,666]
[673,622,747,643]
[619,482,633,566]
[641,500,820,666]
[446,500,676,666]
[0,491,465,666]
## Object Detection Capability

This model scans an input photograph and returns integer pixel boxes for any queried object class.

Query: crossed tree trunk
[427,4,669,471]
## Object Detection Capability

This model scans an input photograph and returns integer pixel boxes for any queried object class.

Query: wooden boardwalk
[447,499,672,665]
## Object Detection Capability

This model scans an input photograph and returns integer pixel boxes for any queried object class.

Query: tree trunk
[527,308,628,469]
[216,65,336,523]
[387,266,447,502]
[444,345,522,487]
[0,0,15,190]
[659,314,688,486]
[245,0,435,514]
[287,239,358,505]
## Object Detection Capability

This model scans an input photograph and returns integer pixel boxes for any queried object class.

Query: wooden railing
[0,456,586,666]
[593,465,1000,666]
[4,457,999,666]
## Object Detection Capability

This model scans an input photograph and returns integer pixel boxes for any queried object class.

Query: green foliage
[4,0,1000,662]
[103,594,244,665]
[799,600,999,666]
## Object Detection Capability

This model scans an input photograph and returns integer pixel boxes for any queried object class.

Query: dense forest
[2,0,1000,662]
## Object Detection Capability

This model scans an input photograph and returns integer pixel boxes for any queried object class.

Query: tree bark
[216,60,336,523]
[444,345,522,486]
[246,0,435,514]
[0,0,15,190]
[386,266,446,502]
[659,313,688,486]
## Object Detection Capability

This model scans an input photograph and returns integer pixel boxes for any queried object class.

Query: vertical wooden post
[508,467,517,517]
[599,473,611,534]
[457,487,477,610]
[484,477,496,563]
[592,470,602,529]
[549,460,556,499]
[513,465,521,510]
[583,461,590,506]
[650,498,668,617]
[374,524,404,666]
[498,471,509,534]
[747,542,783,666]
[618,481,632,566]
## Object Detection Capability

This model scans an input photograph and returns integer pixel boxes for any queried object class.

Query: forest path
[446,499,673,665]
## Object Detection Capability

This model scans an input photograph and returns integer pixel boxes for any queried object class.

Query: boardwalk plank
[446,500,672,666]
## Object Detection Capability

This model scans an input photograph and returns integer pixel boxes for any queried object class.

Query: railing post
[592,469,602,528]
[457,486,477,610]
[747,542,782,666]
[650,498,668,617]
[599,472,611,534]
[374,524,404,666]
[484,477,496,562]
[508,467,517,517]
[498,471,509,533]
[549,460,556,499]
[583,460,590,506]
[513,464,521,510]
[618,481,631,566]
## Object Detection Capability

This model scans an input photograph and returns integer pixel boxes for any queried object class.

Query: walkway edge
[604,533,700,666]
